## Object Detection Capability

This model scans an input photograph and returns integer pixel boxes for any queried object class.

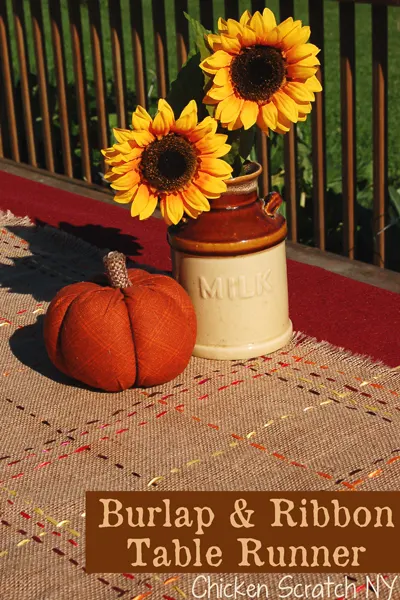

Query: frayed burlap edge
[291,331,400,377]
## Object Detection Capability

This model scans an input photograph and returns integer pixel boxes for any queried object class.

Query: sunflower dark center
[230,45,286,102]
[141,134,197,192]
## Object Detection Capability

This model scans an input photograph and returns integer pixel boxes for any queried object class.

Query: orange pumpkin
[43,252,197,392]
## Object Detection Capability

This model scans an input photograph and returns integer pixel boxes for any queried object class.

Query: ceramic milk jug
[168,162,292,360]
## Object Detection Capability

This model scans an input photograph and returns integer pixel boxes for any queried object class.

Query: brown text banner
[86,491,399,573]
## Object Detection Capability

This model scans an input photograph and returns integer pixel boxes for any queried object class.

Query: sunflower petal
[276,17,295,39]
[273,90,299,123]
[158,98,174,116]
[202,94,219,106]
[182,185,211,211]
[178,104,200,121]
[112,160,138,174]
[287,63,319,79]
[103,171,121,182]
[305,75,323,92]
[194,172,227,197]
[257,102,278,131]
[286,43,320,64]
[104,157,125,167]
[294,55,320,68]
[110,169,141,190]
[131,184,150,217]
[225,111,244,131]
[151,99,175,136]
[295,100,312,114]
[239,10,251,27]
[218,17,228,32]
[122,147,144,162]
[113,128,135,143]
[113,141,134,153]
[275,125,290,135]
[139,193,158,220]
[275,112,292,133]
[284,81,315,102]
[204,143,231,159]
[249,12,265,40]
[114,188,137,204]
[183,201,202,220]
[188,116,217,143]
[262,8,277,31]
[101,146,120,158]
[263,26,280,46]
[278,18,303,44]
[165,192,184,225]
[207,33,222,51]
[199,157,233,178]
[131,130,156,147]
[240,25,257,47]
[213,67,231,87]
[207,82,234,101]
[200,50,233,74]
[214,96,227,120]
[226,18,243,37]
[159,197,172,225]
[221,97,245,129]
[220,33,241,54]
[297,113,308,122]
[240,100,259,130]
[195,132,228,154]
[174,99,198,133]
[131,105,152,130]
[102,147,125,166]
[282,25,311,50]
[220,95,243,124]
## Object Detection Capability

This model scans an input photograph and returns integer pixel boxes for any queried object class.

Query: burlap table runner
[1,211,399,599]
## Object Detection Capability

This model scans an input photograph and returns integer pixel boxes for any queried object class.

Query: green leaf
[278,200,287,218]
[166,52,208,119]
[224,128,257,177]
[108,112,118,130]
[269,132,284,174]
[182,13,214,116]
[184,12,211,62]
[239,127,256,161]
[249,145,257,163]
[271,171,284,194]
[71,122,80,136]
[224,137,244,176]
[92,148,102,168]
[358,160,373,184]
[389,186,400,218]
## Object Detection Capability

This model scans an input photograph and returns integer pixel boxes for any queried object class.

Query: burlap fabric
[1,212,399,599]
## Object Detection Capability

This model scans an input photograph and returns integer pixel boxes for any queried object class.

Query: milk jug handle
[264,191,283,217]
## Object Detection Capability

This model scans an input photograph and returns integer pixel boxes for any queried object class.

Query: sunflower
[102,99,232,225]
[200,9,322,134]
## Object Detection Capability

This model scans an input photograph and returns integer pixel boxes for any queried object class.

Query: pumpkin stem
[103,251,132,289]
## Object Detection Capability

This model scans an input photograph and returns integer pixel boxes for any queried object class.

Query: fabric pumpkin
[43,252,197,392]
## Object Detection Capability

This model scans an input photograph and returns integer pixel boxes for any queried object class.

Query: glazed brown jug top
[168,162,287,257]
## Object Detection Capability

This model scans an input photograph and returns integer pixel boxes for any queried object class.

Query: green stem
[224,127,257,178]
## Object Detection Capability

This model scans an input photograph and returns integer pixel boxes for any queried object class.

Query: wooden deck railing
[0,0,399,271]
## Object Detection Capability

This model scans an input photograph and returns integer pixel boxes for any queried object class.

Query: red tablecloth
[1,170,399,367]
